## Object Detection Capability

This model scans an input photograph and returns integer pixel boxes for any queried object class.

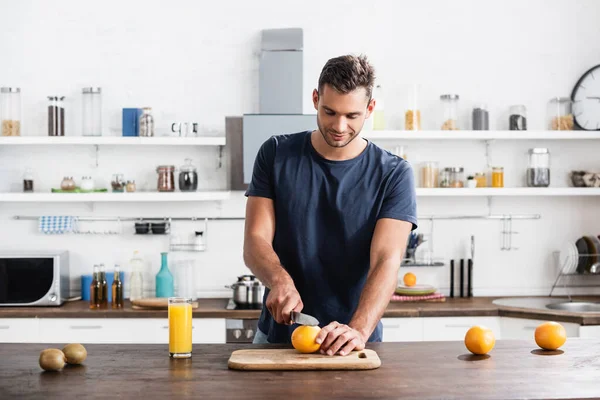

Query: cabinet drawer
[39,319,132,344]
[381,318,423,342]
[422,317,501,341]
[501,317,579,340]
[0,318,39,343]
[132,319,226,344]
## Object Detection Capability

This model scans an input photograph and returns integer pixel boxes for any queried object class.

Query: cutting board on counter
[131,298,199,310]
[228,349,381,371]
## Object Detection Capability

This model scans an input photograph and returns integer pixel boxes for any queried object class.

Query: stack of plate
[395,284,438,296]
[558,242,579,274]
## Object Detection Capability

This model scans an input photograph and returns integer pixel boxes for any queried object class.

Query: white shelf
[416,188,600,196]
[0,136,226,146]
[0,191,231,203]
[363,130,600,140]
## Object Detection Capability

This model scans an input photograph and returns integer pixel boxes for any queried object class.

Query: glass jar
[439,168,451,188]
[420,162,439,188]
[178,158,198,192]
[509,105,527,131]
[157,165,176,192]
[491,167,504,188]
[372,85,385,131]
[449,167,464,187]
[548,97,573,130]
[47,96,65,136]
[126,180,137,192]
[440,94,459,130]
[527,148,550,187]
[1,87,21,136]
[61,177,76,191]
[111,173,125,192]
[139,107,154,137]
[23,168,34,192]
[80,176,95,192]
[392,145,407,160]
[404,83,421,131]
[474,172,486,188]
[82,87,102,136]
[472,103,489,130]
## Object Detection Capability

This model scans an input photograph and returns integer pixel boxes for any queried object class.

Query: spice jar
[548,97,573,130]
[420,162,439,188]
[111,174,125,192]
[474,172,486,188]
[1,87,21,136]
[60,177,76,191]
[47,96,65,136]
[440,94,459,130]
[126,180,137,193]
[491,167,504,188]
[82,87,102,136]
[472,104,489,130]
[178,158,198,192]
[527,148,550,187]
[509,105,527,131]
[139,107,154,137]
[157,165,175,192]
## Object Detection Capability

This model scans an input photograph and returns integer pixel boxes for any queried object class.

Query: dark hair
[317,54,376,99]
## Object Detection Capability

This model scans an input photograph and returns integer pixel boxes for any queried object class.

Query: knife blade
[290,311,319,326]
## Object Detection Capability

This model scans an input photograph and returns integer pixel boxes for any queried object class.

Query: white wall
[1,0,600,298]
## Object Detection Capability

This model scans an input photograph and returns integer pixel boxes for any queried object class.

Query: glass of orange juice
[168,297,193,358]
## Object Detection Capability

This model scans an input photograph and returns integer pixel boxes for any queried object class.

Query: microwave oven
[0,251,70,306]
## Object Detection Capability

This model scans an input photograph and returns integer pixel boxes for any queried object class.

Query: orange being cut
[291,325,321,354]
[464,325,496,355]
[403,272,417,287]
[535,322,567,351]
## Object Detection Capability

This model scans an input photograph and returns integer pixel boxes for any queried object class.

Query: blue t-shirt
[245,130,417,343]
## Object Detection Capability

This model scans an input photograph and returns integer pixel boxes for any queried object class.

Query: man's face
[313,84,375,148]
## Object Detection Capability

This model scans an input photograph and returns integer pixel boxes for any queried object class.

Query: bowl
[151,222,168,234]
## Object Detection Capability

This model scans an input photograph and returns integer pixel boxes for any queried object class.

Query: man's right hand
[266,281,303,325]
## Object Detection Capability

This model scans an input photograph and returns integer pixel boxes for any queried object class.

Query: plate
[395,284,437,296]
[575,237,589,273]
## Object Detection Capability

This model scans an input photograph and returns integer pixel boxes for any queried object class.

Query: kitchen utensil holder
[169,219,208,253]
[550,251,600,298]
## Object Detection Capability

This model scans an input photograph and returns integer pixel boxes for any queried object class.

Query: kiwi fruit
[39,349,66,371]
[62,343,87,365]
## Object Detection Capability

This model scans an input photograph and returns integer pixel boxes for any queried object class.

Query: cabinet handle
[162,326,195,330]
[444,324,473,328]
[382,324,400,329]
[69,325,102,330]
[0,326,9,330]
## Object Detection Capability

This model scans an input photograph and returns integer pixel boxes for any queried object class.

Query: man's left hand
[315,322,366,356]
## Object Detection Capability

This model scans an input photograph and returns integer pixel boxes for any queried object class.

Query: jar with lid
[1,87,21,136]
[157,165,176,192]
[440,94,459,130]
[82,87,102,136]
[548,97,573,130]
[80,176,95,192]
[472,103,489,130]
[449,167,464,187]
[178,158,198,192]
[474,172,486,188]
[139,107,154,137]
[509,105,527,131]
[60,177,76,191]
[420,162,439,188]
[372,85,385,130]
[491,167,504,188]
[111,174,124,192]
[527,148,550,187]
[404,83,421,131]
[126,180,137,192]
[47,96,65,136]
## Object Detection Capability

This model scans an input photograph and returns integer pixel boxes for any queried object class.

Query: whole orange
[464,325,495,355]
[403,272,417,287]
[535,322,567,351]
[291,325,321,354]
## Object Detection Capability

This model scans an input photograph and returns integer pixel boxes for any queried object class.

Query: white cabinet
[381,318,423,342]
[500,317,579,340]
[0,318,40,343]
[422,317,502,341]
[578,325,600,339]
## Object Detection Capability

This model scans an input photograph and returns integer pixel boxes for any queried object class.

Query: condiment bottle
[98,264,108,309]
[112,265,124,309]
[89,265,101,309]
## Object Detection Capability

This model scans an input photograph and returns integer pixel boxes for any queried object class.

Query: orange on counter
[464,325,496,355]
[291,325,321,354]
[403,272,417,287]
[535,322,567,351]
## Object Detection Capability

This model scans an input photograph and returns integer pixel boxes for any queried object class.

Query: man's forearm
[349,258,399,341]
[243,234,293,289]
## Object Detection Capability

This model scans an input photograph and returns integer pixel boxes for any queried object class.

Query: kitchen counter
[1,340,599,399]
[1,297,600,325]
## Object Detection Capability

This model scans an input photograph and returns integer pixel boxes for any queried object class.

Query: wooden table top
[1,340,599,399]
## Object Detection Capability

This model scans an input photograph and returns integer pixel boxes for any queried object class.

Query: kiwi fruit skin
[62,343,87,364]
[39,349,66,371]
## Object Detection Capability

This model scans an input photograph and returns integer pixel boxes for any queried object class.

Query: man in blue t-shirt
[244,54,417,356]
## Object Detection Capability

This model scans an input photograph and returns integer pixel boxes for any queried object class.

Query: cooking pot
[225,275,265,307]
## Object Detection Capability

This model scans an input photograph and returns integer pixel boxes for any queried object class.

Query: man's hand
[316,322,366,356]
[266,282,303,325]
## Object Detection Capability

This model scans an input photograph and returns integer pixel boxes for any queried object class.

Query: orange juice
[168,298,192,358]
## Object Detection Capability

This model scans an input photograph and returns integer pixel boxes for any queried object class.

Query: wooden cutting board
[228,349,381,371]
[131,298,199,309]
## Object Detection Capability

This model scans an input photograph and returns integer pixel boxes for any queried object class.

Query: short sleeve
[377,161,418,230]
[245,136,276,199]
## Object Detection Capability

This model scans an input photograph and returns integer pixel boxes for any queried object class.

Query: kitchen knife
[290,311,319,326]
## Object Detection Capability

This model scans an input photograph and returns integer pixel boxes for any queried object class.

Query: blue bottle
[155,252,174,298]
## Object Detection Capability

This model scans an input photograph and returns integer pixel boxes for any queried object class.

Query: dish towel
[38,216,76,234]
[391,292,446,302]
